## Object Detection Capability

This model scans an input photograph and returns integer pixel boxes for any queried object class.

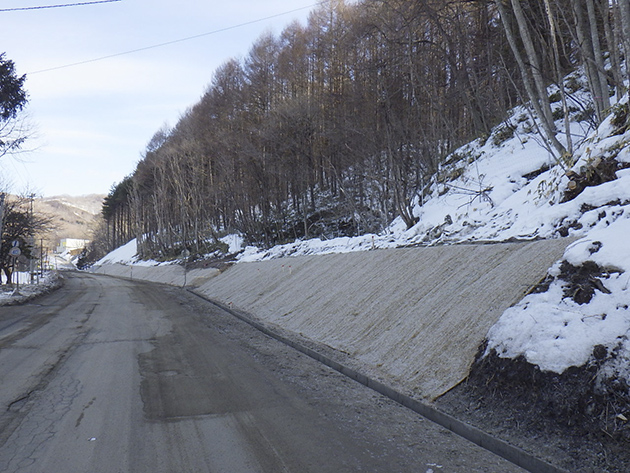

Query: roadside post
[0,194,4,283]
[0,193,4,258]
[9,241,21,295]
[181,248,191,287]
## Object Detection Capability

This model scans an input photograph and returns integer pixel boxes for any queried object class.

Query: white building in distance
[56,238,90,254]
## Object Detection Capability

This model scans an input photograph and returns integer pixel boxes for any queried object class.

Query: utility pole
[29,193,35,283]
[0,192,4,240]
[0,193,4,284]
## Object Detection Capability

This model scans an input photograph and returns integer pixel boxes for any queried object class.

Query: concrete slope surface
[197,239,572,400]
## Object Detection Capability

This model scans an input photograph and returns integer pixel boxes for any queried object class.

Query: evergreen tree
[0,53,28,159]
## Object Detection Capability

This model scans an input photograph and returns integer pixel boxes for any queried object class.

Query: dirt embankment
[437,349,630,473]
[437,259,630,473]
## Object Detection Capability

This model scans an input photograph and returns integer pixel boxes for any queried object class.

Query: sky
[0,0,320,197]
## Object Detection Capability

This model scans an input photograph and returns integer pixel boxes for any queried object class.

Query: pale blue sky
[1,0,319,196]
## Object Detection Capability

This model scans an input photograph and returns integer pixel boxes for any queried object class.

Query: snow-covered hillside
[96,88,630,386]
[234,99,630,383]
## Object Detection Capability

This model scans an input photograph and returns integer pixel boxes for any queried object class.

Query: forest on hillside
[96,0,630,261]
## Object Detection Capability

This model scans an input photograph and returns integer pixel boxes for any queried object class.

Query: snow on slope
[95,234,244,266]
[239,96,630,379]
[96,238,139,266]
[474,109,630,377]
[96,89,630,381]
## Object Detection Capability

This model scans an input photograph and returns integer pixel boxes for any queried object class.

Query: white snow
[93,238,168,268]
[95,239,140,266]
[220,234,244,254]
[486,213,630,373]
[1,270,32,286]
[0,271,61,305]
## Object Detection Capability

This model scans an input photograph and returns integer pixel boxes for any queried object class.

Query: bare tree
[544,0,573,155]
[0,194,52,285]
[497,0,568,158]
[572,0,609,122]
[106,0,629,254]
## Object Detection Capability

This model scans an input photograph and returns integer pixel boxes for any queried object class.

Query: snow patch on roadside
[0,271,62,306]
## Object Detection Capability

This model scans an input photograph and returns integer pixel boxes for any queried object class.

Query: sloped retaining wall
[195,240,571,400]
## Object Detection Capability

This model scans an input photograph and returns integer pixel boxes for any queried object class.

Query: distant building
[56,238,90,254]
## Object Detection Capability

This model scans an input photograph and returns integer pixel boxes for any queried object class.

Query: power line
[0,0,121,12]
[28,2,325,75]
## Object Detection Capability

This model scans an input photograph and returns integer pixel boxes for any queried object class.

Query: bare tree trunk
[497,0,567,157]
[510,0,555,125]
[618,0,630,87]
[573,0,606,122]
[586,0,610,113]
[601,0,624,98]
[544,0,573,158]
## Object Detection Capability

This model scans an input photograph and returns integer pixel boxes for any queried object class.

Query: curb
[191,290,569,473]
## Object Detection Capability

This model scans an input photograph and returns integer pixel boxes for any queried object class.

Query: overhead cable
[28,2,325,75]
[0,0,121,12]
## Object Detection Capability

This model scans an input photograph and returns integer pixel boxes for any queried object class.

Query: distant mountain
[34,194,105,249]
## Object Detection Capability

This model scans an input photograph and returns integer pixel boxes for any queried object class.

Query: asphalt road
[0,272,524,472]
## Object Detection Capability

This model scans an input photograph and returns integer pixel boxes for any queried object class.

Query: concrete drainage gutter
[197,293,569,473]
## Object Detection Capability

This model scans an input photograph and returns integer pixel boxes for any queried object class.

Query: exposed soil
[562,157,629,203]
[184,252,238,272]
[558,259,615,304]
[435,256,630,472]
[436,343,630,473]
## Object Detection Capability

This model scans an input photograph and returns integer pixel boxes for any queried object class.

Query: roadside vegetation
[0,53,52,289]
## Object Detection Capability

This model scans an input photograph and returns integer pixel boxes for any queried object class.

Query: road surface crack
[7,391,34,413]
